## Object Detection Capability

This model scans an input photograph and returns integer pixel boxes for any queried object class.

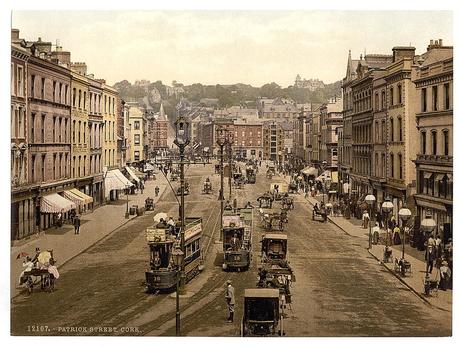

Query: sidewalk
[11,172,169,298]
[304,194,452,311]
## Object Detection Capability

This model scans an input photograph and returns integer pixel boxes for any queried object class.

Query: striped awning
[125,166,140,183]
[40,193,76,213]
[63,189,85,206]
[70,188,93,204]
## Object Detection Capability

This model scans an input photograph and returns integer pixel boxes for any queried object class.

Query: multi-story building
[383,47,419,216]
[128,105,147,163]
[371,70,388,205]
[413,40,453,240]
[233,119,263,159]
[102,82,118,170]
[280,121,293,161]
[25,38,73,234]
[294,75,325,91]
[350,54,392,197]
[341,51,359,187]
[70,62,92,201]
[151,103,168,155]
[262,121,285,163]
[319,97,343,166]
[311,109,321,164]
[11,31,31,239]
[119,100,131,166]
[257,97,299,121]
[87,76,104,206]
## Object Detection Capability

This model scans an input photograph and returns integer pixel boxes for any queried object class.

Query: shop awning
[131,166,146,178]
[70,188,93,204]
[104,169,133,195]
[40,193,76,213]
[63,189,85,206]
[302,167,318,176]
[125,166,140,183]
[144,162,155,171]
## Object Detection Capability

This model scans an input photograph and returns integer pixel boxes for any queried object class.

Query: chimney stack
[439,39,443,46]
[11,29,19,41]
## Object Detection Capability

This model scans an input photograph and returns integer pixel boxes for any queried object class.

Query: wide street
[11,162,451,337]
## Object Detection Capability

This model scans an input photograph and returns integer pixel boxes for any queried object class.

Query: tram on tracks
[145,217,203,292]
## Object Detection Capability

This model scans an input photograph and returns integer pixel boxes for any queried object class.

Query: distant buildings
[294,75,325,91]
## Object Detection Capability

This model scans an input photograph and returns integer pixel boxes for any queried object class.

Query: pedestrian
[393,224,401,245]
[225,280,235,323]
[155,186,160,197]
[439,260,451,290]
[425,245,435,274]
[362,210,370,229]
[372,222,380,244]
[74,215,81,234]
[140,180,144,194]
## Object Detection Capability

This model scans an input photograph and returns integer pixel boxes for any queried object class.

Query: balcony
[416,154,453,165]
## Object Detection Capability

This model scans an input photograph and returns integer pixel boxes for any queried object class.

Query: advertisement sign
[146,228,166,242]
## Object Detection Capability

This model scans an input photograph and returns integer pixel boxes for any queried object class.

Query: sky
[11,11,452,87]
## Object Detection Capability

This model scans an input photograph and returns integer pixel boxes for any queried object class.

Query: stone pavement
[11,171,169,298]
[304,194,452,312]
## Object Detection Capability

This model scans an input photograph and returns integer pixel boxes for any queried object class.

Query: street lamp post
[174,114,190,293]
[381,197,394,262]
[421,210,436,294]
[216,128,227,241]
[125,184,130,219]
[365,194,376,249]
[398,206,412,260]
[171,245,184,336]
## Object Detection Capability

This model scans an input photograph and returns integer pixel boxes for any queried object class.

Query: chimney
[70,62,87,76]
[430,39,434,45]
[11,29,19,41]
[392,46,416,62]
[439,39,443,46]
[51,50,71,66]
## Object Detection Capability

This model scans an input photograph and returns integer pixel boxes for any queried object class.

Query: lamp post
[398,206,412,260]
[216,127,228,241]
[171,245,184,336]
[174,114,190,293]
[365,194,376,249]
[381,197,394,262]
[421,210,436,290]
[125,184,130,219]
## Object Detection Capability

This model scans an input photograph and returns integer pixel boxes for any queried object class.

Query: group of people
[425,234,452,291]
[18,247,60,289]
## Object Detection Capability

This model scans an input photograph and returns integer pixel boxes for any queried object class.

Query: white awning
[302,167,318,176]
[63,189,85,206]
[104,169,133,195]
[125,166,140,183]
[40,193,76,213]
[144,162,155,171]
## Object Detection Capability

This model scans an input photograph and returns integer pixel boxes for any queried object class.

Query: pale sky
[12,11,453,87]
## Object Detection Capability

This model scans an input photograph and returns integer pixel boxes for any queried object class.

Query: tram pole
[179,144,186,293]
[219,142,225,241]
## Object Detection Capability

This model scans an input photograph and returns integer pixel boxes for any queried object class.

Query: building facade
[102,83,119,170]
[128,105,147,163]
[262,121,285,163]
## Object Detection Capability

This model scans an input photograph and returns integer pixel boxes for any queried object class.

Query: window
[57,82,61,103]
[31,113,35,143]
[375,153,379,176]
[421,131,426,154]
[390,118,394,142]
[31,155,35,182]
[52,81,56,102]
[443,130,449,156]
[382,90,386,109]
[375,93,379,110]
[17,66,23,97]
[58,118,62,142]
[83,91,87,110]
[382,120,386,141]
[65,85,68,105]
[431,131,437,155]
[398,117,402,141]
[53,116,56,142]
[134,121,140,130]
[53,154,57,180]
[390,153,394,177]
[78,121,81,143]
[29,76,38,101]
[397,85,402,104]
[134,151,140,161]
[398,153,403,179]
[41,154,46,182]
[444,83,450,110]
[72,88,76,107]
[18,108,23,138]
[421,88,427,112]
[134,134,140,144]
[83,122,86,144]
[41,77,45,99]
[41,115,45,143]
[432,86,438,111]
[78,90,82,108]
[390,88,394,106]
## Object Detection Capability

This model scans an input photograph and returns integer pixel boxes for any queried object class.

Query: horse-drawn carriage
[202,179,212,194]
[19,250,58,294]
[240,288,284,337]
[312,205,327,222]
[176,181,190,196]
[246,166,256,184]
[288,182,298,194]
[233,172,246,189]
[257,193,274,209]
[261,210,288,231]
[145,197,155,211]
[170,171,179,182]
[281,197,294,211]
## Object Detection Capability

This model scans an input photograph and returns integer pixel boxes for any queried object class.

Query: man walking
[225,280,235,323]
[74,215,81,234]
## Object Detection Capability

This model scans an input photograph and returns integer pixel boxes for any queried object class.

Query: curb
[367,249,433,307]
